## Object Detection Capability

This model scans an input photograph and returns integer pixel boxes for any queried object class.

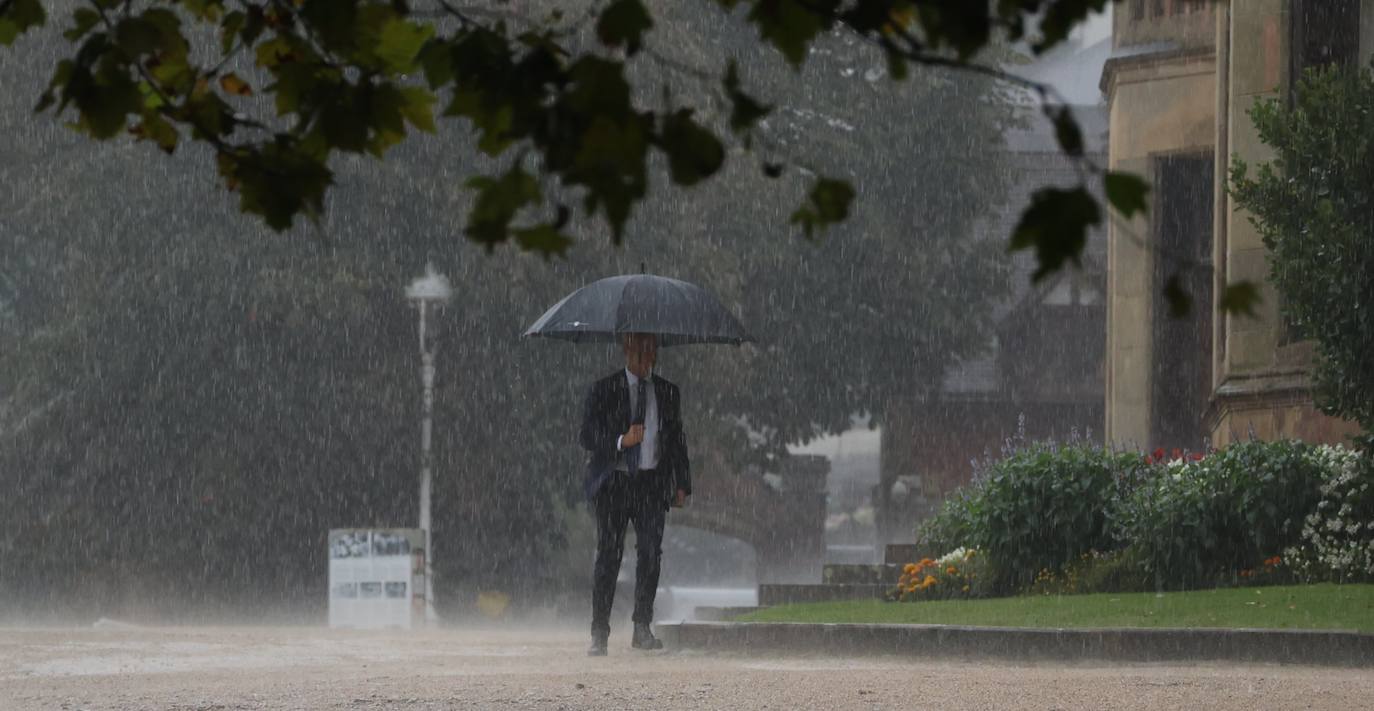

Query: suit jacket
[579,370,690,505]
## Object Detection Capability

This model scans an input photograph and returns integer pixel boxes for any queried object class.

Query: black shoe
[588,635,608,657]
[631,623,663,650]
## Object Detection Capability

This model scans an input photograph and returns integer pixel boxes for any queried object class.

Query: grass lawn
[735,584,1374,633]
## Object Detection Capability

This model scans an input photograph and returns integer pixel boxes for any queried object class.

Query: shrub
[916,490,977,560]
[1284,445,1374,583]
[1120,440,1327,589]
[918,443,1151,593]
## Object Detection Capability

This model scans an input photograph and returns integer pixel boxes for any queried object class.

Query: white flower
[936,547,968,565]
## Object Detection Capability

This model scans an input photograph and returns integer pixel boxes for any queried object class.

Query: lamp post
[406,262,452,625]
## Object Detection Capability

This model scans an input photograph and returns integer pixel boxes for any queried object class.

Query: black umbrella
[523,273,752,346]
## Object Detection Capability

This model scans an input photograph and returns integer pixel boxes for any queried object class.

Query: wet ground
[2,625,1371,710]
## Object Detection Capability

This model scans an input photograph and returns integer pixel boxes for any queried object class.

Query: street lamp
[406,262,452,624]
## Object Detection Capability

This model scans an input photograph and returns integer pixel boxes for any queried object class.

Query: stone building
[1101,1,1366,451]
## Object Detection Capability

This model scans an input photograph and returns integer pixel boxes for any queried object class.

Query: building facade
[1101,0,1366,451]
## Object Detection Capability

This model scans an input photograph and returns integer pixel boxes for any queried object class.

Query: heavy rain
[3,1,1373,709]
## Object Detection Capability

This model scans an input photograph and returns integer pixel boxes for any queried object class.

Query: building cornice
[1202,370,1316,434]
[1100,45,1217,100]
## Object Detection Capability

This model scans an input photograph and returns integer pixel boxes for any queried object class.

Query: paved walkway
[3,625,1372,710]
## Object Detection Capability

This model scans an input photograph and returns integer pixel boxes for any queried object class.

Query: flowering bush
[918,442,1150,592]
[907,438,1365,599]
[890,548,990,601]
[1119,440,1328,589]
[1283,445,1374,583]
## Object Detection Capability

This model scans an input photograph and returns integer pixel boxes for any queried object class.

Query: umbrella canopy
[523,274,752,346]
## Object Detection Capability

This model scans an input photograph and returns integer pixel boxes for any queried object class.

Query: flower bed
[896,439,1373,601]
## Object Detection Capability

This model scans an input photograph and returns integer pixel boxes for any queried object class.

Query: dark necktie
[627,377,648,476]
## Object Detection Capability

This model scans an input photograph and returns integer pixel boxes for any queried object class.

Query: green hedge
[1120,440,1327,589]
[912,439,1372,598]
[918,443,1148,593]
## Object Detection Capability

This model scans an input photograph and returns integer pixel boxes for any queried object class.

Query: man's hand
[673,489,688,508]
[622,424,645,449]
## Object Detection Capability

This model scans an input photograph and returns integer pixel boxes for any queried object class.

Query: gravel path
[2,625,1370,710]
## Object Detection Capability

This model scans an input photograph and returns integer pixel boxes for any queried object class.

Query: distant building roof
[1014,36,1114,106]
[937,104,1108,398]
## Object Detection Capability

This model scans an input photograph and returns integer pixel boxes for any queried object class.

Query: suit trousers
[590,469,667,638]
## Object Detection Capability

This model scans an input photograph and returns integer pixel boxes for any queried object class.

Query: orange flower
[904,563,918,575]
[919,575,938,589]
[946,566,958,575]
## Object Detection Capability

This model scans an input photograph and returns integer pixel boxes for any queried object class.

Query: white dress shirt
[615,368,659,472]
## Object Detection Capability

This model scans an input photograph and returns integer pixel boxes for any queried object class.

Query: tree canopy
[0,0,1158,284]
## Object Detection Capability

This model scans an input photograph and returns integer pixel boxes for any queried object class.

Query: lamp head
[406,262,452,305]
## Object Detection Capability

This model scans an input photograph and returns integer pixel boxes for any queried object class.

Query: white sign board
[328,528,425,629]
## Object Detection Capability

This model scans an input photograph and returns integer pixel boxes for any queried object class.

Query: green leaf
[220,10,245,55]
[1046,105,1083,157]
[1219,281,1261,317]
[564,57,632,119]
[220,143,334,230]
[512,224,574,256]
[418,39,454,89]
[375,17,434,74]
[64,8,100,42]
[183,0,223,22]
[659,109,725,186]
[745,0,838,67]
[1010,187,1101,281]
[723,60,771,134]
[397,86,436,133]
[595,0,653,55]
[1162,274,1189,318]
[790,177,854,239]
[1035,0,1111,54]
[0,0,45,46]
[444,88,514,155]
[910,0,992,58]
[134,111,179,153]
[1104,171,1150,220]
[465,162,542,247]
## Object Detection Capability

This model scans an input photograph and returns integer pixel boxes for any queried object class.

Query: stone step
[758,583,890,606]
[692,606,763,621]
[822,563,903,586]
[884,543,934,566]
[824,544,881,565]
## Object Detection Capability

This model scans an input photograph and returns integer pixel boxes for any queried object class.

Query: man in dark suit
[579,332,690,656]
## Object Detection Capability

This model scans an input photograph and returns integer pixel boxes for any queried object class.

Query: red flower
[1190,452,1204,461]
[1171,448,1183,461]
[1152,448,1165,461]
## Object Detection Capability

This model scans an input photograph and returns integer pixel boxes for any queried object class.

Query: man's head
[621,332,658,378]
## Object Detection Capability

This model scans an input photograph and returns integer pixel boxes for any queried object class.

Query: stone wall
[1101,27,1216,446]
